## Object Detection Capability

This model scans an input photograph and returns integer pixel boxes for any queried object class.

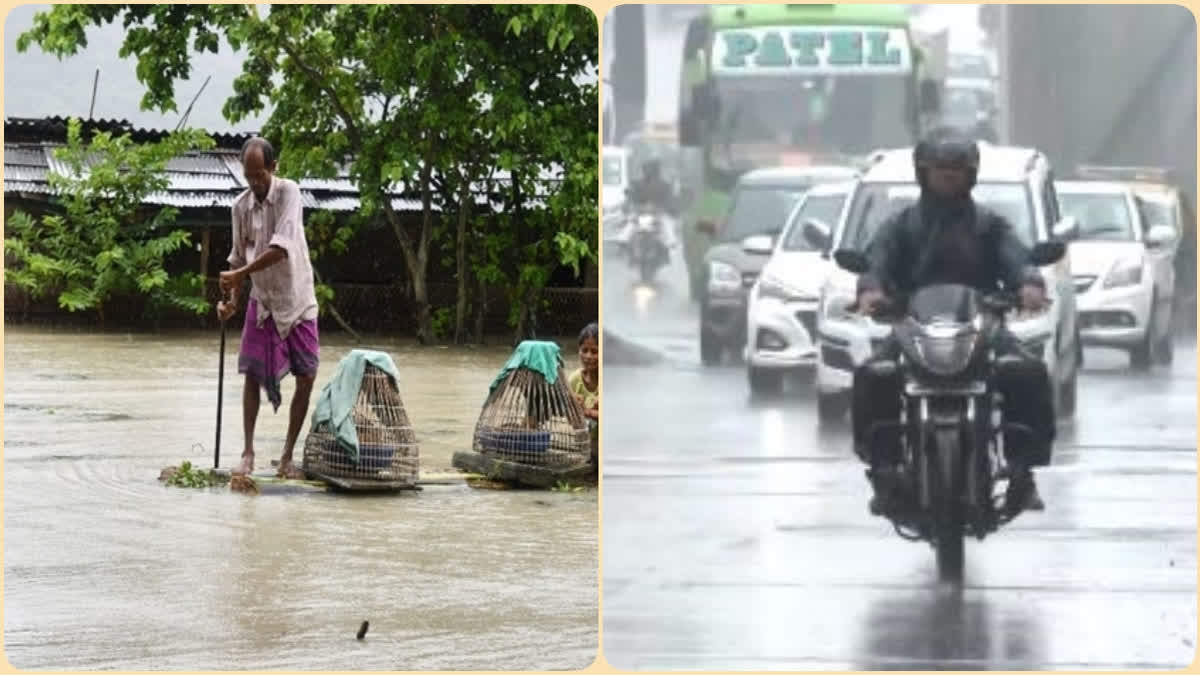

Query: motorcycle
[832,241,1065,582]
[627,209,670,285]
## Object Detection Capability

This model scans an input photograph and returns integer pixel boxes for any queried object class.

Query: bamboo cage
[472,364,592,469]
[302,364,419,484]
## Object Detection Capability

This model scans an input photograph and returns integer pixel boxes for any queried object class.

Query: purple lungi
[238,299,320,411]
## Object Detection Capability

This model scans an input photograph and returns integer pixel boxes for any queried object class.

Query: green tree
[18,4,598,342]
[4,117,214,323]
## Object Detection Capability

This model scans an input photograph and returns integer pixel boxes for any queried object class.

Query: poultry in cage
[303,350,419,485]
[473,340,591,469]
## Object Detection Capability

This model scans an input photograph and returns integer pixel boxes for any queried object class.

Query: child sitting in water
[568,323,599,465]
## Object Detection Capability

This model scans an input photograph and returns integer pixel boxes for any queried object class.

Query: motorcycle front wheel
[932,427,965,583]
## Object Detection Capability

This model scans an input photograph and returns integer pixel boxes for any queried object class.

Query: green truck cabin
[676,4,941,299]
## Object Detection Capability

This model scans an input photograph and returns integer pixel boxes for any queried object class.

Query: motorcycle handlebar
[856,290,1021,321]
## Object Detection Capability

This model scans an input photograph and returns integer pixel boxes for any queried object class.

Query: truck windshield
[711,74,914,156]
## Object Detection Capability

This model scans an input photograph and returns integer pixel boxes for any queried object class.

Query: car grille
[1073,275,1097,294]
[1080,310,1138,329]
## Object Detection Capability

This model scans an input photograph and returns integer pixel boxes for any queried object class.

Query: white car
[743,181,853,396]
[1055,179,1178,368]
[813,144,1082,423]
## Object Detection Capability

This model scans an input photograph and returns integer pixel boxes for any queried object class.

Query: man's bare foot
[276,459,305,480]
[233,453,255,476]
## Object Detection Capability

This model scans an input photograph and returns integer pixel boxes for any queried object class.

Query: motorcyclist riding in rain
[851,127,1057,518]
[616,159,679,256]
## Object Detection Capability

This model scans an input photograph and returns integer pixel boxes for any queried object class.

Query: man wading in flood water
[217,137,319,479]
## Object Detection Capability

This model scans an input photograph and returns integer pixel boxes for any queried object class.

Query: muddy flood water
[3,326,597,670]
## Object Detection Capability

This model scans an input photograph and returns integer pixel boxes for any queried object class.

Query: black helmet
[913,126,980,189]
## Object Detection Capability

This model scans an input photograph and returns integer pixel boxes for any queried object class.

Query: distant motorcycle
[627,209,671,285]
[833,241,1065,582]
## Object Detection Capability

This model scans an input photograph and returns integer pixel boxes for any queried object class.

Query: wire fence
[4,280,598,339]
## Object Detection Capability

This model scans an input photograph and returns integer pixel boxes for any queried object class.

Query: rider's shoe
[866,465,904,516]
[1005,469,1045,514]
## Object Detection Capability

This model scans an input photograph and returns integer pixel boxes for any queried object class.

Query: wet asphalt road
[600,248,1198,669]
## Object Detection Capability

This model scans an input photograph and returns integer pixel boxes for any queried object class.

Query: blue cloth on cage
[310,349,401,465]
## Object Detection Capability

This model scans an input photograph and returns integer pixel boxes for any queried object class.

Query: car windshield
[722,185,806,243]
[603,154,624,186]
[1057,191,1136,241]
[782,192,848,251]
[1135,195,1175,232]
[840,181,1037,250]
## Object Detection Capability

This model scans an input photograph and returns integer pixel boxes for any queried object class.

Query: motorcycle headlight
[903,323,980,376]
[1103,257,1143,289]
[709,261,740,287]
[638,214,655,228]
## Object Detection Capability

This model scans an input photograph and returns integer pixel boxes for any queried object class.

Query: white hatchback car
[743,181,854,396]
[1055,179,1178,368]
[812,144,1082,423]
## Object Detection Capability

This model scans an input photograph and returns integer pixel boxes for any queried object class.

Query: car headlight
[820,291,857,321]
[1103,257,1143,289]
[709,261,740,287]
[756,275,791,302]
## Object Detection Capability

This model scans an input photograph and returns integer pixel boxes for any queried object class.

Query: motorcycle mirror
[1029,241,1066,266]
[1051,215,1079,241]
[833,249,870,274]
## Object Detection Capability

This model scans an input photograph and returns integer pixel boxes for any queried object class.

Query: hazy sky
[4,4,271,133]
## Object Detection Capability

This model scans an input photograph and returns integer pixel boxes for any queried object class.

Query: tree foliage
[18,4,599,343]
[4,118,214,322]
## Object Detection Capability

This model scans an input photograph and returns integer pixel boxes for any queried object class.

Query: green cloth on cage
[310,349,401,465]
[488,340,563,394]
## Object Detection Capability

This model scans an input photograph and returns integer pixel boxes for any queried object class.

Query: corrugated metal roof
[4,165,50,182]
[5,116,256,150]
[307,195,431,213]
[5,180,55,194]
[143,191,239,209]
[5,145,49,167]
[5,139,567,215]
[165,153,239,175]
[164,172,241,192]
[219,154,249,189]
[297,176,361,192]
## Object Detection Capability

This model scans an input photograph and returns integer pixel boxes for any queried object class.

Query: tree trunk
[474,275,487,345]
[412,129,438,345]
[313,268,362,342]
[454,172,471,345]
[199,229,211,330]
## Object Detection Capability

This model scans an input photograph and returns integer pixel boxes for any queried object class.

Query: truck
[675,3,945,299]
